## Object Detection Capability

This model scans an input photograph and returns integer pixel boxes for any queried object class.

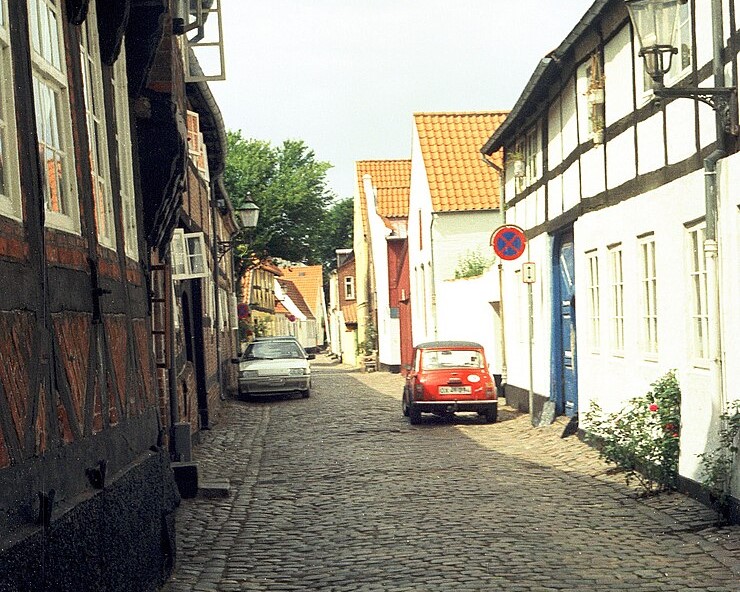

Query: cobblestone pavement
[162,355,739,592]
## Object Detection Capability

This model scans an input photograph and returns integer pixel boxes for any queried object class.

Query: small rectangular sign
[522,262,536,283]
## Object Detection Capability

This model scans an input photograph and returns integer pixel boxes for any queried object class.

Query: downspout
[705,0,727,418]
[429,213,438,340]
[481,153,507,386]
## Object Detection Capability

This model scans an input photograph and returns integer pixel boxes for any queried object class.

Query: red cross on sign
[491,225,527,261]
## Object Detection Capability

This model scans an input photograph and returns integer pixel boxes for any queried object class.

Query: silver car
[237,338,314,399]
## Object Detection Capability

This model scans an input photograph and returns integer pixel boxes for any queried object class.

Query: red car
[402,341,497,425]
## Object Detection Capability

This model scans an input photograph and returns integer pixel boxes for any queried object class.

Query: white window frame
[0,0,21,221]
[687,224,709,365]
[666,2,692,84]
[608,244,624,355]
[80,0,115,249]
[639,235,658,358]
[29,0,80,233]
[586,250,601,353]
[344,275,355,300]
[112,41,139,261]
[171,228,209,280]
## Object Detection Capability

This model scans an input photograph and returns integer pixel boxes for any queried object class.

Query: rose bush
[584,371,681,495]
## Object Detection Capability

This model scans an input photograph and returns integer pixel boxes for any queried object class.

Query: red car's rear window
[421,349,483,370]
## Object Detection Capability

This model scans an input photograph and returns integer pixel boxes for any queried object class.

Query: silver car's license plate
[439,386,471,394]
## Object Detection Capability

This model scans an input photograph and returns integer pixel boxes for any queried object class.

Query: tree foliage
[224,130,336,265]
[314,197,354,276]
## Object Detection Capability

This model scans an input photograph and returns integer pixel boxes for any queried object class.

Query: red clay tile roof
[413,112,507,212]
[277,279,315,320]
[356,160,411,227]
[341,302,357,325]
[279,265,323,316]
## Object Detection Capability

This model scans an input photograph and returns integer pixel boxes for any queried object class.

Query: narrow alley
[162,357,739,592]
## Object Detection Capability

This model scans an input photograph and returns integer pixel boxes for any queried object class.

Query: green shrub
[584,371,681,495]
[698,400,740,519]
[454,250,494,279]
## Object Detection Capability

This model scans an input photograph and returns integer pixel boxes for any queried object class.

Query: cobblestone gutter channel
[162,356,739,592]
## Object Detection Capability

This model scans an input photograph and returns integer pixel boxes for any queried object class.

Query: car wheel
[402,389,410,416]
[481,406,498,424]
[408,405,422,425]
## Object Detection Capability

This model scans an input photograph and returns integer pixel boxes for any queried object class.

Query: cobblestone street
[162,356,739,592]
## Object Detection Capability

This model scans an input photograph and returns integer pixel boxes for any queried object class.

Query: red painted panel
[0,311,34,449]
[54,313,92,434]
[104,315,128,422]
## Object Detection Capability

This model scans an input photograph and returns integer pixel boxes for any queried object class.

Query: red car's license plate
[439,386,471,394]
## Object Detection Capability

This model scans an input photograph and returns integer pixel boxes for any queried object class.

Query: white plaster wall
[364,175,399,367]
[572,166,739,488]
[435,268,500,372]
[561,79,579,156]
[498,232,552,400]
[606,128,636,188]
[562,162,581,212]
[581,144,605,199]
[548,99,563,168]
[409,123,434,345]
[636,114,664,175]
[665,99,698,165]
[604,25,633,126]
[431,211,499,282]
[339,323,358,367]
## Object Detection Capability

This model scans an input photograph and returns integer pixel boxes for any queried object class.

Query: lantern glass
[626,0,680,51]
[237,201,260,229]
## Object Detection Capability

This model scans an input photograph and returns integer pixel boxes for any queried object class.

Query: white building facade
[482,0,740,501]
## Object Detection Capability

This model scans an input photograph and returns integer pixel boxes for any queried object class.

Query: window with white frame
[0,0,20,220]
[608,244,624,353]
[667,1,692,82]
[29,0,79,232]
[586,250,600,352]
[80,0,115,248]
[171,228,209,280]
[639,236,658,356]
[344,275,355,300]
[687,224,708,362]
[112,42,138,260]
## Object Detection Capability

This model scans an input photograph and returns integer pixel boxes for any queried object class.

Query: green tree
[224,130,335,264]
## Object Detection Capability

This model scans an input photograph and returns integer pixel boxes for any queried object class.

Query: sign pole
[528,279,534,426]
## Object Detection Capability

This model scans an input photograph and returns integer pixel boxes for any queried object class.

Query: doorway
[552,231,577,417]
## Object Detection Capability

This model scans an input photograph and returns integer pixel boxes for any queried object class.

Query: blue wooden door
[554,232,577,417]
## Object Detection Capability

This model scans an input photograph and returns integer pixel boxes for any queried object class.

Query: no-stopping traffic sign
[491,225,527,261]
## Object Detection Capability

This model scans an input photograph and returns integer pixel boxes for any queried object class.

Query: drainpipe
[429,213,438,340]
[705,0,727,418]
[481,153,508,386]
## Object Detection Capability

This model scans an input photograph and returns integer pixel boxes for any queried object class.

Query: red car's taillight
[485,384,496,399]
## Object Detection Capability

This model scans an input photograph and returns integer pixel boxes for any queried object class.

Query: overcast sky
[210,1,597,200]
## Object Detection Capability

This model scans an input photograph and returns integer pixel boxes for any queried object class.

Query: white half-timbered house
[481,0,740,504]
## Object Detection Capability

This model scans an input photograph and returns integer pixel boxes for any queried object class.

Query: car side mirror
[306,353,316,360]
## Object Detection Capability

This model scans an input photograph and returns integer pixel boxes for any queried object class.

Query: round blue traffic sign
[491,225,527,261]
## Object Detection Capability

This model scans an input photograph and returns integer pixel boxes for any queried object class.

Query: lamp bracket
[653,86,739,135]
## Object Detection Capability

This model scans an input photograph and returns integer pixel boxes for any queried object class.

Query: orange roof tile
[413,112,507,212]
[279,265,324,316]
[356,160,411,228]
[341,302,357,325]
[277,279,315,320]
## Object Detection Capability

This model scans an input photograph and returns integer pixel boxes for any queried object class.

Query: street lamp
[218,196,260,261]
[625,0,737,133]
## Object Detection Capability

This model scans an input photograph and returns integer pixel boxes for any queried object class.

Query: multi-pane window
[688,225,709,361]
[29,0,79,231]
[609,245,624,353]
[80,1,115,248]
[0,0,20,220]
[639,237,658,356]
[171,229,209,280]
[668,1,692,81]
[586,251,600,352]
[112,43,139,260]
[344,276,355,300]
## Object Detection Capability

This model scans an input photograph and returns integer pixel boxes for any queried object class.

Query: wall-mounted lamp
[217,198,260,261]
[625,0,738,134]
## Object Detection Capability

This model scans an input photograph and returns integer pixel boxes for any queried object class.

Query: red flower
[664,423,674,431]
[649,403,659,412]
